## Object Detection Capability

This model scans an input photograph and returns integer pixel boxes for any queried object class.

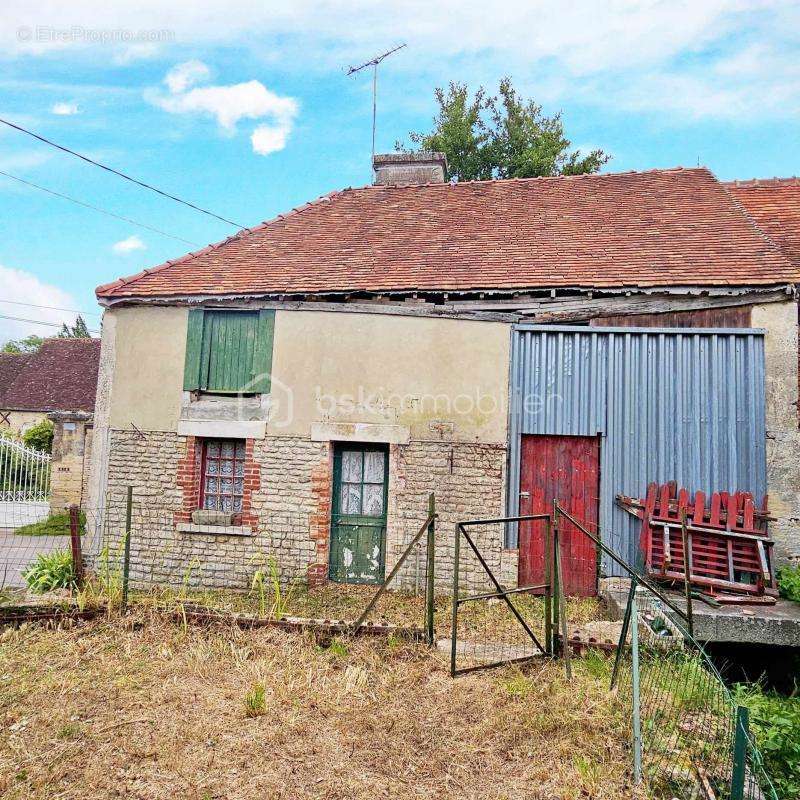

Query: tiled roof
[96,167,797,300]
[0,338,101,413]
[723,178,800,265]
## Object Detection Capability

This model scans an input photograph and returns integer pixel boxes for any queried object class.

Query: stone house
[0,337,101,511]
[88,154,800,593]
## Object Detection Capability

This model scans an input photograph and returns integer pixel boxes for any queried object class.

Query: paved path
[0,529,63,589]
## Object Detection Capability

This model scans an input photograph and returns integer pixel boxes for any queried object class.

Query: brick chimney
[373,152,447,185]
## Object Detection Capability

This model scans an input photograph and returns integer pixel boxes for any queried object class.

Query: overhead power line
[0,170,201,247]
[0,299,101,317]
[0,117,246,229]
[0,312,100,334]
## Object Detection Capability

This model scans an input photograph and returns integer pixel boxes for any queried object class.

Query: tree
[22,419,54,453]
[58,315,90,339]
[1,315,91,354]
[403,78,609,182]
[2,334,45,354]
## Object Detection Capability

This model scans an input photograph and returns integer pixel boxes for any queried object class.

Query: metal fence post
[553,517,572,680]
[544,515,553,655]
[121,486,132,612]
[552,501,560,657]
[450,523,461,678]
[631,587,642,785]
[425,492,436,647]
[611,576,637,690]
[731,705,750,800]
[68,504,84,589]
[680,509,694,638]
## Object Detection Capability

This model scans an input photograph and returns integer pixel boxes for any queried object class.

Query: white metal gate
[0,434,51,527]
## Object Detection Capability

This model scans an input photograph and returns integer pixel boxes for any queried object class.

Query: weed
[777,564,800,603]
[244,683,267,718]
[250,557,295,619]
[21,550,75,593]
[581,648,610,679]
[322,638,349,659]
[733,682,800,798]
[502,671,532,698]
[57,722,81,740]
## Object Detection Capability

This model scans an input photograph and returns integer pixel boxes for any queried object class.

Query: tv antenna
[347,43,407,169]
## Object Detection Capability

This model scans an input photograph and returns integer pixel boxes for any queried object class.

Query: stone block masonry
[95,430,511,593]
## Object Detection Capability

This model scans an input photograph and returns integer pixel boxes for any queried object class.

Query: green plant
[733,684,800,799]
[244,683,266,718]
[777,564,800,603]
[22,550,76,593]
[581,648,610,680]
[22,419,54,453]
[15,511,85,537]
[250,557,294,619]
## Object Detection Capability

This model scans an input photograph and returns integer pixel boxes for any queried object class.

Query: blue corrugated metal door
[507,325,767,579]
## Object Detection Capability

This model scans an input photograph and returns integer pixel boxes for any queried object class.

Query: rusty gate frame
[450,513,554,677]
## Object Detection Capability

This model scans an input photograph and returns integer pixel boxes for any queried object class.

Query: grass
[0,609,644,800]
[733,683,800,799]
[14,512,85,538]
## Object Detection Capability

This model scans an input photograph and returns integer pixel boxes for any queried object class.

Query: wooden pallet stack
[617,481,777,601]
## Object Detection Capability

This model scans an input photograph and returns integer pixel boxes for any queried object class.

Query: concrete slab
[600,578,800,648]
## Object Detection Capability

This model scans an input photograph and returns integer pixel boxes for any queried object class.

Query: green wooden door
[329,444,388,585]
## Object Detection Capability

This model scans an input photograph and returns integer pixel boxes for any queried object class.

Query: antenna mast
[347,43,407,170]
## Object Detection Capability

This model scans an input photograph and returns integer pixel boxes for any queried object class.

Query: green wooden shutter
[250,310,275,393]
[183,309,205,391]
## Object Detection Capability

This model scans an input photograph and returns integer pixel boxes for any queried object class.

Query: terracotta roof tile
[0,338,101,413]
[723,177,800,266]
[96,168,798,300]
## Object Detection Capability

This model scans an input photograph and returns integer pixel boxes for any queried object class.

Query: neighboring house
[0,338,101,511]
[89,154,800,593]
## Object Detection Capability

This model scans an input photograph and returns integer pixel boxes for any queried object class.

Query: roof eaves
[95,189,346,298]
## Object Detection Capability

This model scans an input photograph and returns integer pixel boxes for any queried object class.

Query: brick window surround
[175,436,260,530]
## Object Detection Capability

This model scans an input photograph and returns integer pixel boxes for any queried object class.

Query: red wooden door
[518,434,600,596]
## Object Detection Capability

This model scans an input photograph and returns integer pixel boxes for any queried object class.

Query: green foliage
[1,334,44,354]
[0,434,51,495]
[244,682,267,718]
[22,550,76,593]
[22,419,54,453]
[57,315,91,339]
[15,511,85,537]
[733,684,800,798]
[777,564,800,603]
[250,556,294,619]
[404,78,609,181]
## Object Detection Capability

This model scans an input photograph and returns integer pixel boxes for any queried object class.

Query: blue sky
[0,1,798,345]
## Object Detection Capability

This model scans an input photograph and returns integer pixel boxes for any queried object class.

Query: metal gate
[450,514,552,676]
[0,433,51,528]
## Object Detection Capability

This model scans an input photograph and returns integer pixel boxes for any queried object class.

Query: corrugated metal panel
[507,325,767,575]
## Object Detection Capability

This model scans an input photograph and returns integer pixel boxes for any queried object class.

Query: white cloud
[51,101,79,115]
[113,42,160,65]
[2,0,799,121]
[151,63,299,154]
[112,235,146,254]
[251,123,291,155]
[164,59,210,93]
[0,265,84,346]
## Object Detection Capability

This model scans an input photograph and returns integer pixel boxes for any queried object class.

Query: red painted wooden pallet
[618,482,776,597]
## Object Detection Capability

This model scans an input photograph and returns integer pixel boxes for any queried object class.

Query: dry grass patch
[0,610,642,800]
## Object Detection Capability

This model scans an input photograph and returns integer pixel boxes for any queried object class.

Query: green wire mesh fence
[612,582,778,800]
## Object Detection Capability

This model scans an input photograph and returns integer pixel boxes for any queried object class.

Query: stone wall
[753,301,800,561]
[96,429,508,592]
[48,412,93,512]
